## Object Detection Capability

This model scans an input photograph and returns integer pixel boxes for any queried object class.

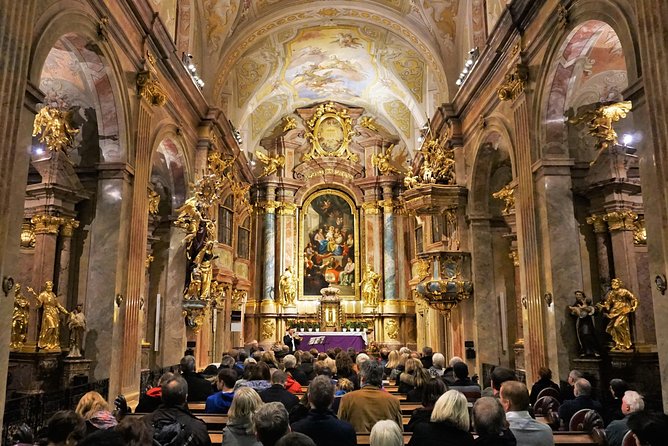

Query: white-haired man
[605,390,644,446]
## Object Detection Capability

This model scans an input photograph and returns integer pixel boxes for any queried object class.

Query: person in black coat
[558,378,603,428]
[291,375,357,446]
[285,354,309,386]
[529,366,560,405]
[408,390,474,446]
[260,371,300,411]
[136,372,175,413]
[283,327,301,353]
[472,397,517,446]
[180,355,214,402]
[406,378,446,432]
[420,347,434,369]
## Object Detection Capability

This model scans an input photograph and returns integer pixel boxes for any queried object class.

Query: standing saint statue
[67,303,86,358]
[279,266,297,306]
[568,291,600,357]
[361,264,381,306]
[597,278,639,351]
[27,281,68,351]
[10,284,30,350]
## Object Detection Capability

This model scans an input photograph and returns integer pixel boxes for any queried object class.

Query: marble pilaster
[262,205,277,302]
[586,214,613,292]
[382,187,397,300]
[57,218,79,309]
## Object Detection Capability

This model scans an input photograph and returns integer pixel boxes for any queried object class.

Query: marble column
[604,211,640,293]
[586,214,613,292]
[57,218,79,308]
[382,187,397,301]
[262,202,278,302]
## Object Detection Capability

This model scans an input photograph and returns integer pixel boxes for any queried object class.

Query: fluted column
[57,218,79,308]
[381,186,397,300]
[604,211,640,293]
[586,214,613,291]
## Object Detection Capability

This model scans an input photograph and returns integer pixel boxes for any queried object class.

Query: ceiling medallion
[303,102,359,163]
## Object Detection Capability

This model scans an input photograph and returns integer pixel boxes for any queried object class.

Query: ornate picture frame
[303,102,358,162]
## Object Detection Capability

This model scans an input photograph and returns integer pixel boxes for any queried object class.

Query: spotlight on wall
[622,133,633,146]
[182,53,204,90]
[455,47,480,89]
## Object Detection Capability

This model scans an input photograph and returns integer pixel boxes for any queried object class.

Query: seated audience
[529,367,559,406]
[557,378,602,428]
[452,362,479,388]
[235,350,248,374]
[285,354,308,386]
[371,419,404,446]
[604,378,630,425]
[260,370,300,411]
[206,368,238,414]
[380,348,390,369]
[180,355,214,402]
[331,377,354,414]
[398,358,422,394]
[338,359,402,432]
[234,362,272,392]
[627,410,668,446]
[472,397,517,446]
[253,402,290,446]
[442,356,463,386]
[406,366,433,402]
[291,375,356,446]
[45,410,86,446]
[388,353,408,384]
[222,386,263,446]
[500,381,553,446]
[136,372,174,414]
[115,416,153,446]
[75,391,118,435]
[560,369,583,402]
[275,432,316,446]
[605,390,644,446]
[406,378,446,432]
[143,374,211,446]
[408,389,474,446]
[335,351,360,389]
[313,360,333,378]
[262,351,280,375]
[483,366,517,398]
[220,355,237,371]
[384,350,400,379]
[420,346,434,369]
[429,353,446,378]
[299,351,316,382]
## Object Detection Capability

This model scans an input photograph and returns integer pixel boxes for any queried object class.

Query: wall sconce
[115,293,124,307]
[521,296,528,309]
[656,274,667,295]
[544,292,553,307]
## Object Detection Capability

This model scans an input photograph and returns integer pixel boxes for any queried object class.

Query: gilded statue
[597,278,638,351]
[27,281,68,351]
[411,138,456,186]
[359,116,378,132]
[492,183,516,214]
[67,303,86,358]
[283,116,297,132]
[361,264,381,306]
[567,100,632,165]
[371,145,402,176]
[279,266,297,306]
[255,150,286,177]
[147,188,160,215]
[10,284,30,350]
[568,291,600,357]
[32,106,80,154]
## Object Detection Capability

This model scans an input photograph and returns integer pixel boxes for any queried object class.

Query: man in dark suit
[259,371,299,411]
[283,327,301,353]
[558,378,602,428]
[179,355,213,402]
[420,346,434,369]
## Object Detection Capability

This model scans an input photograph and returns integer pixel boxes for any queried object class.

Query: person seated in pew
[604,390,644,446]
[331,377,354,415]
[222,387,263,446]
[472,397,517,446]
[406,378,446,432]
[408,389,474,446]
[420,347,434,370]
[557,378,602,429]
[384,350,400,380]
[181,355,214,403]
[285,354,309,386]
[335,352,360,390]
[276,432,317,446]
[482,367,517,398]
[529,367,560,406]
[291,375,357,446]
[428,353,446,379]
[206,368,238,414]
[371,419,403,446]
[260,371,300,412]
[234,362,272,393]
[398,358,422,394]
[604,378,630,425]
[136,372,175,414]
[442,356,463,386]
[406,367,433,403]
[560,369,583,403]
[254,402,290,446]
[627,410,668,446]
[298,351,316,383]
[500,381,553,446]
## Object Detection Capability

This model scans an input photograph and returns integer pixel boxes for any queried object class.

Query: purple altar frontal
[296,331,367,352]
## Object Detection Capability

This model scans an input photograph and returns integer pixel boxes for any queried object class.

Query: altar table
[296,331,367,352]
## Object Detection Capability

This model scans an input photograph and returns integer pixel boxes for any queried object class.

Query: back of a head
[538,367,552,381]
[75,391,109,419]
[229,386,263,421]
[399,347,411,355]
[116,416,153,446]
[221,355,236,369]
[336,377,354,393]
[432,353,445,369]
[360,358,383,387]
[431,390,470,431]
[453,362,469,380]
[370,420,403,446]
[253,401,290,446]
[422,346,433,357]
[568,369,583,383]
[238,350,248,362]
[78,429,124,446]
[301,351,313,364]
[356,353,370,367]
[180,355,196,373]
[254,361,272,380]
[218,368,239,389]
[448,356,464,368]
[162,374,188,407]
[283,354,297,369]
[157,372,175,387]
[473,397,506,437]
[421,378,446,408]
[610,378,629,399]
[500,381,530,412]
[623,390,645,413]
[628,411,668,446]
[47,410,86,444]
[272,370,288,386]
[309,375,335,410]
[491,366,517,391]
[276,432,316,446]
[574,378,592,397]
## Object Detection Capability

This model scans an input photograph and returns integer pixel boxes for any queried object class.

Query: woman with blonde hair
[75,391,118,435]
[407,389,473,446]
[388,352,408,384]
[370,419,403,446]
[384,350,400,378]
[222,387,263,446]
[398,358,422,394]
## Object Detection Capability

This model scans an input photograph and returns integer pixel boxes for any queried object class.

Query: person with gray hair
[291,375,356,446]
[338,359,402,432]
[284,354,308,385]
[605,390,645,446]
[442,355,463,385]
[429,353,446,378]
[371,419,403,446]
[259,370,299,411]
[558,378,602,427]
[180,355,214,402]
[472,397,516,445]
[253,401,290,446]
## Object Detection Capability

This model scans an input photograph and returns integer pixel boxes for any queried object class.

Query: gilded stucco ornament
[32,106,80,154]
[497,64,528,102]
[261,319,276,340]
[20,221,36,248]
[359,116,378,132]
[148,188,160,215]
[255,150,285,177]
[137,55,167,107]
[404,138,455,188]
[282,116,297,132]
[384,318,399,340]
[371,145,403,176]
[303,102,358,162]
[492,183,516,214]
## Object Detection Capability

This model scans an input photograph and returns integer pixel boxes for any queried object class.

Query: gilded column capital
[20,221,36,248]
[60,218,80,237]
[497,64,529,102]
[258,200,281,214]
[362,201,381,215]
[586,214,608,233]
[509,250,520,267]
[378,198,396,213]
[137,71,167,107]
[603,210,637,232]
[31,214,63,235]
[277,202,297,216]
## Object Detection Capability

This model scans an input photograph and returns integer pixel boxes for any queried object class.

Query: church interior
[2,0,668,442]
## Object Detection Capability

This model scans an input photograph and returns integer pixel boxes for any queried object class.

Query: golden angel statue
[359,116,378,132]
[255,150,286,177]
[492,183,516,214]
[567,100,632,166]
[283,116,297,132]
[597,278,638,351]
[147,188,160,215]
[27,281,69,351]
[67,303,86,357]
[32,106,80,154]
[279,266,297,306]
[10,284,30,350]
[371,145,402,176]
[361,264,381,306]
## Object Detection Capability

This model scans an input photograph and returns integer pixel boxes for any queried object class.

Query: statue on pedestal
[568,291,600,357]
[27,281,68,351]
[10,284,30,350]
[67,303,86,358]
[361,264,381,306]
[279,266,297,306]
[597,278,638,351]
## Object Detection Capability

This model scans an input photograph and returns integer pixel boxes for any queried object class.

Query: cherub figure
[372,145,402,176]
[255,150,286,177]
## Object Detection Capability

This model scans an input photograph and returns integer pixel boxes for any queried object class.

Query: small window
[431,216,443,243]
[415,226,423,254]
[219,196,233,246]
[237,217,250,260]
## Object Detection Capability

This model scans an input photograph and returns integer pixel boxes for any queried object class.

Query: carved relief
[497,64,529,102]
[261,318,275,340]
[384,100,411,137]
[385,318,399,340]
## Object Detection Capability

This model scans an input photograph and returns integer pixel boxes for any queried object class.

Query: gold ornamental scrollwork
[303,102,358,162]
[60,218,79,237]
[603,210,637,232]
[361,201,380,215]
[586,214,608,234]
[633,216,647,245]
[137,70,167,107]
[492,183,516,215]
[359,116,378,132]
[497,64,529,102]
[282,116,297,132]
[278,202,297,216]
[31,215,63,235]
[258,200,281,214]
[261,319,275,340]
[384,318,399,340]
[509,250,520,267]
[403,138,455,188]
[255,151,285,177]
[371,145,403,176]
[20,221,36,248]
[148,188,160,215]
[32,106,80,154]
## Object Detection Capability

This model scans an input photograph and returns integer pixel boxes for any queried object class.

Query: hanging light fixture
[415,254,473,316]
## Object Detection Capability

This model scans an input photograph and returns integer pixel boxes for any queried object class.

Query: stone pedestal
[571,357,604,400]
[62,358,91,388]
[8,351,61,393]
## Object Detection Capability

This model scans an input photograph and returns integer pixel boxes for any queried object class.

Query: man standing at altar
[283,327,301,353]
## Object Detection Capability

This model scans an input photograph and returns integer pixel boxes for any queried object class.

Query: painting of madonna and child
[303,192,357,297]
